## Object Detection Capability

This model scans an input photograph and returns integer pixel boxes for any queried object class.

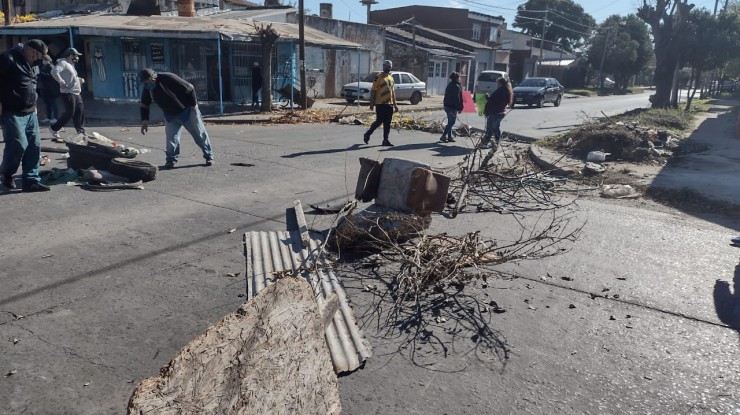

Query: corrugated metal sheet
[243,230,372,374]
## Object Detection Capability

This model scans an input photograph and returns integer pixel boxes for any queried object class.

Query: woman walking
[440,72,463,142]
[482,77,513,150]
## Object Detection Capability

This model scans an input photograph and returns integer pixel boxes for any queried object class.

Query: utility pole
[299,0,307,109]
[537,8,548,76]
[598,28,611,88]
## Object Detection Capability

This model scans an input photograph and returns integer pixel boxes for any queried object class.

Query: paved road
[1,93,737,414]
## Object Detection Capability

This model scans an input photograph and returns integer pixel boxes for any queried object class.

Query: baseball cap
[26,39,51,62]
[138,68,157,82]
[64,47,82,56]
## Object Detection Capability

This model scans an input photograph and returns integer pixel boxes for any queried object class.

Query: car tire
[346,99,355,103]
[410,91,422,105]
[108,158,157,182]
[554,95,562,107]
[537,96,544,108]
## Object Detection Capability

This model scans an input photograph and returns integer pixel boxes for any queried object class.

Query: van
[474,70,510,96]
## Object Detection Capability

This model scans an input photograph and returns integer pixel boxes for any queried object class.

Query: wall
[291,14,385,96]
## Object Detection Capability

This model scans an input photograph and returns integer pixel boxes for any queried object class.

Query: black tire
[554,95,562,107]
[108,158,157,182]
[410,91,422,105]
[66,142,124,170]
[537,96,544,108]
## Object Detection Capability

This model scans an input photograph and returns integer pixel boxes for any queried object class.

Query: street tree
[637,0,695,108]
[254,23,280,112]
[586,15,653,89]
[682,8,740,109]
[513,0,596,52]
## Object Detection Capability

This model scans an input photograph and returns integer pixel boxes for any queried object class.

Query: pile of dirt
[550,121,684,163]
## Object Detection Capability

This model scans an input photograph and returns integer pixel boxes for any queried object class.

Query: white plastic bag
[586,151,606,162]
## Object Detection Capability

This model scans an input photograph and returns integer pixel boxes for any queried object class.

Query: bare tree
[254,23,280,112]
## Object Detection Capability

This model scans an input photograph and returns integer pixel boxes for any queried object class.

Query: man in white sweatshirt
[49,47,85,137]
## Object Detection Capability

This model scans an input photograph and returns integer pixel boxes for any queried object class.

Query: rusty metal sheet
[244,230,372,374]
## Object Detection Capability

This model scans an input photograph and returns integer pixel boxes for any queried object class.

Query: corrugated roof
[244,230,372,374]
[0,14,361,47]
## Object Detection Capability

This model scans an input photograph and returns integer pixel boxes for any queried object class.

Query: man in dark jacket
[0,39,52,192]
[251,62,262,109]
[138,68,214,168]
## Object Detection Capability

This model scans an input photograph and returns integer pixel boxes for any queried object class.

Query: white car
[603,77,615,87]
[341,71,426,104]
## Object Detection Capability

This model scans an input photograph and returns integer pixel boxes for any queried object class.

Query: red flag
[462,90,477,113]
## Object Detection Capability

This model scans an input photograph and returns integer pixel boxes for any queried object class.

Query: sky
[299,0,727,27]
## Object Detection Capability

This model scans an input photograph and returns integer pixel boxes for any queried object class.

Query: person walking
[363,60,398,147]
[49,48,85,138]
[482,77,513,150]
[0,39,52,192]
[37,59,60,124]
[138,68,214,168]
[251,61,262,110]
[440,71,463,143]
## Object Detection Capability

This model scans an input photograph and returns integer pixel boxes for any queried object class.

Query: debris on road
[600,184,639,199]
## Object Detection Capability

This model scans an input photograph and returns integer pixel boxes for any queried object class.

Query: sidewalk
[83,94,447,126]
[528,99,740,206]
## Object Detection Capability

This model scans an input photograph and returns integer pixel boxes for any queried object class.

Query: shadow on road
[281,142,470,158]
[647,108,740,231]
[714,263,740,334]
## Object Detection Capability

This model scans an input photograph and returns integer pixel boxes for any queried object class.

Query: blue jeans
[164,106,214,163]
[485,113,506,142]
[442,106,457,138]
[0,111,41,185]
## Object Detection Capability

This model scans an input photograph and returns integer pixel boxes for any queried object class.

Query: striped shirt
[371,72,396,105]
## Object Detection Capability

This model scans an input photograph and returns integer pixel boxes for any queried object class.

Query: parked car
[513,77,564,108]
[341,71,426,104]
[603,77,615,87]
[474,70,510,97]
[720,80,736,92]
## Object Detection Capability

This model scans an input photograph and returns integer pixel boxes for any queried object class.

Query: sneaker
[22,182,50,192]
[381,140,394,147]
[2,175,16,190]
[363,133,370,144]
[48,126,60,139]
[479,142,492,149]
[731,237,740,245]
[205,159,214,166]
[40,118,50,123]
[447,137,456,143]
[48,119,57,124]
[163,161,175,169]
[439,136,448,143]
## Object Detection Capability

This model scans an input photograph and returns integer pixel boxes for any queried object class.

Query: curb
[528,144,580,177]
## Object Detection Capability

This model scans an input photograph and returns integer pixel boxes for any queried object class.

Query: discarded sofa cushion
[108,158,157,182]
[375,157,430,212]
[354,158,381,202]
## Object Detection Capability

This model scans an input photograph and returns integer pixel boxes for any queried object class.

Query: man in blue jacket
[138,68,214,168]
[0,39,52,192]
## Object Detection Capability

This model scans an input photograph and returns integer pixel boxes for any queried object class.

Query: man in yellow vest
[363,60,399,147]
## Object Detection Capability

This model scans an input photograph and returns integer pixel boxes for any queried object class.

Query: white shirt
[52,59,82,95]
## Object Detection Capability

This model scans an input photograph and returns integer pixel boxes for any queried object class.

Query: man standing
[0,39,52,192]
[138,68,214,168]
[38,58,60,124]
[49,47,85,137]
[363,60,398,147]
[251,62,262,110]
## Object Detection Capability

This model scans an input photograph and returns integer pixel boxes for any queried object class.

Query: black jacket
[443,81,463,112]
[0,46,40,113]
[252,66,262,89]
[38,60,61,98]
[140,72,197,120]
[485,86,511,115]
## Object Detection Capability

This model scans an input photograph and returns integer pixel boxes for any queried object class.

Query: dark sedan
[513,77,564,108]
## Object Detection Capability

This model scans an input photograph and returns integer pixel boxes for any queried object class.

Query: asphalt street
[1,94,738,414]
